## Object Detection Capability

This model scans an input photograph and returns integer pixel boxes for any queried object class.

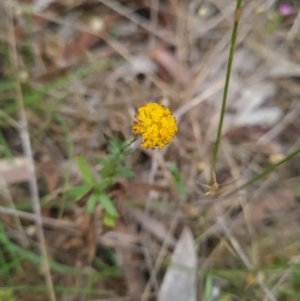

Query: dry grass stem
[5,3,56,301]
[0,205,77,232]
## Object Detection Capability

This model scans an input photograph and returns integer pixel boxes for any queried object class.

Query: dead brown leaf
[39,156,59,193]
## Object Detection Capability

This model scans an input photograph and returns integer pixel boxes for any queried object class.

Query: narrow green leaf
[86,194,98,214]
[76,156,95,185]
[294,186,300,199]
[168,163,187,195]
[168,163,181,182]
[98,193,118,217]
[0,81,15,92]
[96,157,108,166]
[0,131,13,159]
[103,211,116,227]
[95,179,112,192]
[203,274,212,301]
[64,185,92,199]
[231,146,300,194]
[176,182,187,196]
[108,137,123,154]
[123,148,135,156]
[115,165,135,179]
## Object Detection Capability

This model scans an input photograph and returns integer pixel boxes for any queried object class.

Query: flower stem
[212,0,243,178]
[121,136,138,151]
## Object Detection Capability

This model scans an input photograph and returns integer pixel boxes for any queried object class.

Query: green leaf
[123,148,135,156]
[218,295,231,301]
[86,194,98,214]
[95,178,113,192]
[266,12,282,34]
[0,131,13,159]
[76,156,95,185]
[0,80,15,92]
[0,288,15,301]
[64,185,93,199]
[96,157,108,166]
[176,182,187,196]
[98,193,118,217]
[103,211,116,227]
[115,165,135,179]
[168,162,180,182]
[168,162,187,196]
[108,137,123,154]
[294,186,300,199]
[203,274,212,301]
[99,160,116,178]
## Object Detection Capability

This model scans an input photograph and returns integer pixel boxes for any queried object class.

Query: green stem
[212,0,243,177]
[121,136,138,152]
[228,146,300,195]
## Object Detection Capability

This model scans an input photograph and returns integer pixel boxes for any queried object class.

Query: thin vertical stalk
[5,3,56,301]
[212,0,243,175]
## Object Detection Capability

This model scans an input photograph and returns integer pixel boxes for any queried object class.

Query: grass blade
[227,146,300,195]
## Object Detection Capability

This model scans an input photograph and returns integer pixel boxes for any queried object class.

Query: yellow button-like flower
[132,102,177,149]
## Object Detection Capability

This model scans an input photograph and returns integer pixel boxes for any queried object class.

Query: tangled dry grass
[1,0,300,300]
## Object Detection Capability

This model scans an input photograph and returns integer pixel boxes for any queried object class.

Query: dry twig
[0,205,77,232]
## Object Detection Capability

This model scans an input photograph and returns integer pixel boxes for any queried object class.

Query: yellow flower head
[132,102,177,149]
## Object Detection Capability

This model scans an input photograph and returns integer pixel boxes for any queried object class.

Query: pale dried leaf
[0,157,29,185]
[158,227,197,301]
[268,63,300,77]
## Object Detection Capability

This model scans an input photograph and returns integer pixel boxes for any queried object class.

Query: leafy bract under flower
[132,102,177,149]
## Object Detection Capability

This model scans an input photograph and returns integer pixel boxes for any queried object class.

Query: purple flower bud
[279,4,292,16]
